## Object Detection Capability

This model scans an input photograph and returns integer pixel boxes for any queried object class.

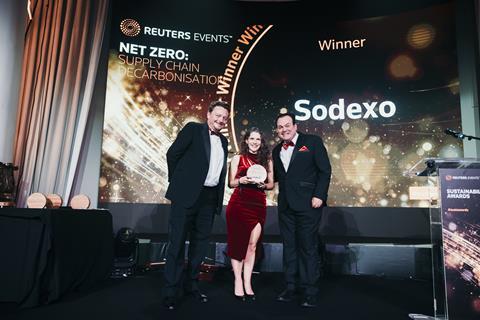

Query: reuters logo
[445,175,452,181]
[120,19,141,37]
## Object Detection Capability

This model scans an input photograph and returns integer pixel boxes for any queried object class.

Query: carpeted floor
[1,269,434,320]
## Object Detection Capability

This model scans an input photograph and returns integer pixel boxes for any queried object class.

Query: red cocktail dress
[226,153,267,261]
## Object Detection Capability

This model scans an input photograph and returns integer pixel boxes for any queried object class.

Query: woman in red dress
[226,127,274,300]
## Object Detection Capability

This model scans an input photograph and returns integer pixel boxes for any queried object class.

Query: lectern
[405,158,480,320]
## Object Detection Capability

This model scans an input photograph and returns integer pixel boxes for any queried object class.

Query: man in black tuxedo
[272,113,331,308]
[162,100,229,310]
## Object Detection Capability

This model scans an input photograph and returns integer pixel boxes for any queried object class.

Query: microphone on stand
[444,128,465,140]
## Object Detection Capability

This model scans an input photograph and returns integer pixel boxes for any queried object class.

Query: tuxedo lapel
[274,145,286,175]
[221,135,228,168]
[201,124,211,165]
[221,135,228,153]
[289,133,303,168]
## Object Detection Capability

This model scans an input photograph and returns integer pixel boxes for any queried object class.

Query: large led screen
[100,1,462,207]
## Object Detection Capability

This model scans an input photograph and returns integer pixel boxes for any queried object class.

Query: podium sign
[405,158,480,320]
[439,168,480,320]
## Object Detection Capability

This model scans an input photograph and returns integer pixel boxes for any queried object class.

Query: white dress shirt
[204,132,224,186]
[280,133,299,172]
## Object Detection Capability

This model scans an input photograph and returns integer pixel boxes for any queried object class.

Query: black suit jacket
[165,122,228,215]
[273,132,332,212]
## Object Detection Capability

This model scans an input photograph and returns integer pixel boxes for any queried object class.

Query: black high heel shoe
[245,293,256,301]
[234,294,246,301]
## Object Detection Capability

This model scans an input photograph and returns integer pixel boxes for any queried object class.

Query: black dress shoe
[245,293,256,301]
[300,295,317,308]
[276,289,294,302]
[162,296,176,310]
[187,290,208,303]
[234,294,246,301]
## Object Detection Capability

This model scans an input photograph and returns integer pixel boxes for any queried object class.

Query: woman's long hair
[240,127,271,169]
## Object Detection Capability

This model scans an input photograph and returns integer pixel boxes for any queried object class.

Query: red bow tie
[282,141,295,150]
[210,130,220,137]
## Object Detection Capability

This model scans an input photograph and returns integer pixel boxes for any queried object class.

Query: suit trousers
[278,204,322,295]
[163,186,218,297]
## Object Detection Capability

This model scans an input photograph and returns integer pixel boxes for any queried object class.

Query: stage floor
[1,270,434,320]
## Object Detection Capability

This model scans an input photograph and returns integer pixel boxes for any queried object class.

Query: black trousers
[278,204,322,295]
[163,186,218,297]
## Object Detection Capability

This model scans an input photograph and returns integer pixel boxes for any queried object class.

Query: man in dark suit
[272,113,331,308]
[162,100,229,310]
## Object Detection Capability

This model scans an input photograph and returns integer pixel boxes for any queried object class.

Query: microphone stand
[446,129,480,141]
[461,133,480,141]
